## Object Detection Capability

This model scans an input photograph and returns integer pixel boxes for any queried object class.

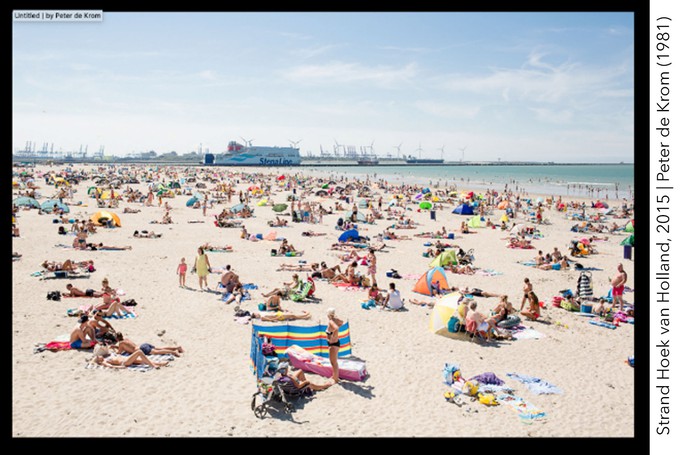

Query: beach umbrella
[87,186,99,195]
[53,177,70,186]
[256,198,268,206]
[580,238,590,245]
[432,196,440,202]
[321,183,329,189]
[41,199,70,213]
[620,234,634,247]
[192,191,206,200]
[429,292,464,338]
[91,210,121,227]
[12,196,41,209]
[277,175,286,181]
[452,204,473,215]
[415,193,423,200]
[230,203,245,213]
[624,220,634,233]
[272,203,288,212]
[338,229,360,243]
[497,200,509,210]
[186,196,200,207]
[316,189,329,196]
[422,188,431,194]
[419,201,433,210]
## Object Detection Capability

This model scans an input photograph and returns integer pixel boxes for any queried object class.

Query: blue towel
[242,283,258,290]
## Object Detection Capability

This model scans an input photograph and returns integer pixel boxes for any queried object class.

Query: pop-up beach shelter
[452,203,473,215]
[41,199,70,213]
[468,215,484,228]
[429,292,464,338]
[338,229,360,243]
[429,250,458,268]
[413,267,451,296]
[624,220,634,233]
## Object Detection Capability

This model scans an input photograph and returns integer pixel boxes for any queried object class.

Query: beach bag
[46,291,61,301]
[447,316,461,333]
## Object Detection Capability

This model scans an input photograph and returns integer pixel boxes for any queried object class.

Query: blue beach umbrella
[186,197,199,207]
[13,196,41,209]
[41,199,70,213]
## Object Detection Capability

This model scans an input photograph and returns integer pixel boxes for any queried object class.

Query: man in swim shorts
[610,263,627,312]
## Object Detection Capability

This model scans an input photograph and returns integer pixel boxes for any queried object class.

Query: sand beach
[12,163,635,438]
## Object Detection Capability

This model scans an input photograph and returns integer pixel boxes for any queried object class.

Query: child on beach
[177,257,188,288]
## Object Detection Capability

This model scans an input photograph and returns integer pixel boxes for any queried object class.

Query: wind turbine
[438,145,446,161]
[240,137,254,147]
[459,146,467,163]
[288,139,301,149]
[416,143,424,160]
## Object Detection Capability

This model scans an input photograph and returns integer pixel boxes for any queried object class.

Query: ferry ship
[405,155,444,164]
[204,141,301,166]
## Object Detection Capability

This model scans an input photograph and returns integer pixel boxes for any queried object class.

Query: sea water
[301,164,634,200]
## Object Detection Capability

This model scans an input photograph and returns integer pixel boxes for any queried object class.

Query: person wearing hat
[276,362,332,391]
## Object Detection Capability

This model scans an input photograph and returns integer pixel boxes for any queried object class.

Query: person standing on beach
[326,308,343,384]
[177,257,188,288]
[610,263,627,312]
[367,248,377,287]
[193,247,212,291]
[520,278,533,309]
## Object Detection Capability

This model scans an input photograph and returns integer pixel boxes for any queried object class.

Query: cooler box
[580,303,593,314]
[448,233,455,240]
[623,245,632,260]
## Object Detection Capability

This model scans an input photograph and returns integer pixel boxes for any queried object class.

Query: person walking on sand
[326,308,343,384]
[610,263,627,312]
[177,257,188,288]
[193,247,212,291]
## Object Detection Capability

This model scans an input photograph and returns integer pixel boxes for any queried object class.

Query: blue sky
[13,12,634,162]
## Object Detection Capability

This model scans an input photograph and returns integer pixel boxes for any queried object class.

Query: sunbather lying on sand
[251,310,312,322]
[113,332,184,357]
[64,283,105,298]
[133,230,162,238]
[91,350,169,369]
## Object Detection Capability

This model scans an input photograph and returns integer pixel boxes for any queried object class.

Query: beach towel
[589,320,617,329]
[471,372,505,386]
[34,334,97,353]
[506,373,563,395]
[479,384,515,394]
[496,393,546,423]
[85,353,175,372]
[508,326,544,340]
[285,344,367,382]
[520,261,537,267]
[102,311,137,320]
[479,269,503,276]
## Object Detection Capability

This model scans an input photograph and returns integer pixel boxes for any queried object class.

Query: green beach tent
[620,234,634,247]
[272,203,288,213]
[468,215,484,228]
[429,250,458,268]
[624,220,634,233]
[419,201,433,210]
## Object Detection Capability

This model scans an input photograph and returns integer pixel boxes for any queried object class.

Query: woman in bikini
[326,308,343,383]
[91,349,169,369]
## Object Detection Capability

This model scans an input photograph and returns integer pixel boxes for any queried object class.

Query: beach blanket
[508,325,544,340]
[332,282,364,291]
[39,271,90,280]
[479,269,503,276]
[85,353,175,372]
[589,320,617,329]
[34,334,96,353]
[519,261,537,267]
[506,373,563,395]
[285,344,367,381]
[402,274,421,280]
[496,393,547,423]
